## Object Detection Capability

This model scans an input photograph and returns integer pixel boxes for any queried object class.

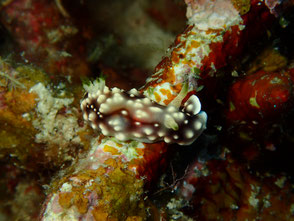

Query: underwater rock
[0,0,90,78]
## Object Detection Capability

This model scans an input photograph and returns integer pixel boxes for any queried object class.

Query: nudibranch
[80,79,207,145]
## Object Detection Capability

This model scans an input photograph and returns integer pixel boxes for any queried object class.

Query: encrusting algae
[47,156,146,220]
[1,59,41,165]
[0,58,87,170]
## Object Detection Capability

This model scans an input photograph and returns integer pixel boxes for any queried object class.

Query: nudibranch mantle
[81,79,207,145]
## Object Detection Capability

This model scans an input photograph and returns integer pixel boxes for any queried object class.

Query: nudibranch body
[81,79,207,145]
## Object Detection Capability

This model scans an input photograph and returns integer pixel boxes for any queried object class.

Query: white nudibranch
[81,79,207,145]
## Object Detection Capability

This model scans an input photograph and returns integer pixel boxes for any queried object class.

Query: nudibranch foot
[81,79,207,145]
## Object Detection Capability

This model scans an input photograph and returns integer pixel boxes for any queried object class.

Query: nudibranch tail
[81,79,207,145]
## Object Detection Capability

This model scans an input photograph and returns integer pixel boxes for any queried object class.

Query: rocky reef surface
[1,0,294,220]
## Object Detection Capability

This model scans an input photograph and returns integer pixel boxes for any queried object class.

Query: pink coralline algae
[175,150,294,220]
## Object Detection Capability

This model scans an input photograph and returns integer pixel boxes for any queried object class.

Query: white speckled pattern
[81,80,207,145]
